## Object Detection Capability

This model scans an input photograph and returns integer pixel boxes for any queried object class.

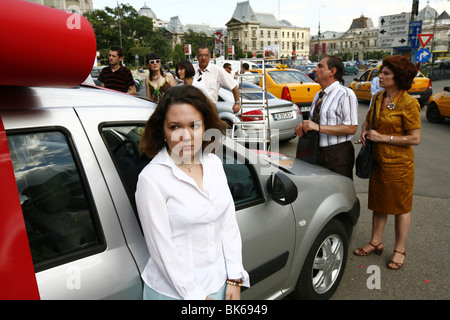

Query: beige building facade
[25,0,93,14]
[225,1,310,60]
[310,5,450,62]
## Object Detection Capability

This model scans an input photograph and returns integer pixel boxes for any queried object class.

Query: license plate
[411,94,420,98]
[273,111,293,120]
[301,106,311,112]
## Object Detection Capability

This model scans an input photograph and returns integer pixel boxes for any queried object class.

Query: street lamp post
[317,5,325,60]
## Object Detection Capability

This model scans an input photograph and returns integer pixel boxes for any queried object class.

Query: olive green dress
[366,91,421,215]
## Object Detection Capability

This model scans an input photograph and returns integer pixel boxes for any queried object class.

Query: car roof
[0,85,155,111]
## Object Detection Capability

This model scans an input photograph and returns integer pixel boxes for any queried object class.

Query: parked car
[436,58,450,69]
[251,68,321,118]
[0,83,359,300]
[217,82,302,141]
[349,68,432,107]
[344,62,358,75]
[426,87,450,123]
[1,1,359,300]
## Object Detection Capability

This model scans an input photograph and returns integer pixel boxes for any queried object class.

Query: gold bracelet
[226,279,243,287]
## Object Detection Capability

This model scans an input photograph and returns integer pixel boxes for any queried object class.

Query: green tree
[84,4,171,68]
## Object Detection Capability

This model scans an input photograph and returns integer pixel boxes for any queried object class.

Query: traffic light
[412,0,419,17]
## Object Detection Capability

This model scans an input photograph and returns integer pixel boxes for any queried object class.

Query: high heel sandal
[354,242,383,256]
[388,250,405,270]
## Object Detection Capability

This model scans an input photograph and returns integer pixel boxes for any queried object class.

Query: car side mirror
[266,172,298,205]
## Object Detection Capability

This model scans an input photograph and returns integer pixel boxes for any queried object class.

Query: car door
[2,107,143,299]
[221,146,296,300]
[353,69,373,100]
[76,108,297,300]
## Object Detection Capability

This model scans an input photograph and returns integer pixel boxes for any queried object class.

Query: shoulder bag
[296,130,320,164]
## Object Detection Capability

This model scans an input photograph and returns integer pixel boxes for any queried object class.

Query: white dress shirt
[310,81,358,147]
[193,63,237,103]
[135,147,249,300]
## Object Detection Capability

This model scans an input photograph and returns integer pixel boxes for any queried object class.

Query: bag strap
[370,92,382,129]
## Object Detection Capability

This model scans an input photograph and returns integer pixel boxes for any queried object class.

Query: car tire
[426,103,444,123]
[291,219,349,300]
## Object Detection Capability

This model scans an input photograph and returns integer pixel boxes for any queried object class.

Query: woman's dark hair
[140,85,227,158]
[323,55,344,84]
[146,53,165,79]
[381,55,418,90]
[175,60,195,79]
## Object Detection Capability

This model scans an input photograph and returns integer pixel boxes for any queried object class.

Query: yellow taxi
[349,68,432,107]
[426,87,450,123]
[251,67,321,118]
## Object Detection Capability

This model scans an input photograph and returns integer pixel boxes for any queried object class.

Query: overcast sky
[92,0,449,35]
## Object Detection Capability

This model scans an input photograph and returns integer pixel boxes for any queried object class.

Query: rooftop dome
[138,3,157,20]
[417,4,438,20]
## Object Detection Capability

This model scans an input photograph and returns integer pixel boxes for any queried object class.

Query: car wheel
[291,219,348,300]
[426,103,444,123]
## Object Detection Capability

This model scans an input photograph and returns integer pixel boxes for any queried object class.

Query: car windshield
[268,70,313,84]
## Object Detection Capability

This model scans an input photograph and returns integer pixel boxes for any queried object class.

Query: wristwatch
[235,101,241,104]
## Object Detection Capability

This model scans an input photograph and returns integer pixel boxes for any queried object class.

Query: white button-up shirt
[135,148,249,300]
[310,81,358,147]
[193,62,237,103]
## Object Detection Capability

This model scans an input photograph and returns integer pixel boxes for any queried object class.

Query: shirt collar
[151,147,205,181]
[322,80,340,95]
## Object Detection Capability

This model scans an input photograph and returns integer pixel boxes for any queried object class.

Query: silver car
[217,82,302,142]
[0,85,359,300]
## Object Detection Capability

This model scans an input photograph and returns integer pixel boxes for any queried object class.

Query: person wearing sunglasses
[194,47,241,113]
[145,53,177,102]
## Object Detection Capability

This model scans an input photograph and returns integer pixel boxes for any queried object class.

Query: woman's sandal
[388,250,406,270]
[354,242,384,256]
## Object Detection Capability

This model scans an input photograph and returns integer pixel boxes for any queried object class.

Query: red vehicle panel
[0,119,40,300]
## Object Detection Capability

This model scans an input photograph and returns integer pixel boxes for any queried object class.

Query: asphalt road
[278,78,450,300]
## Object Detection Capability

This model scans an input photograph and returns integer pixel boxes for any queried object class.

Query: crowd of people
[99,46,422,299]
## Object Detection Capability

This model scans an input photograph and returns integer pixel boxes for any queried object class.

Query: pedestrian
[295,55,358,179]
[145,53,177,102]
[175,60,196,85]
[98,46,136,95]
[194,47,241,113]
[371,65,382,97]
[240,62,254,83]
[136,85,249,300]
[354,55,421,271]
[223,63,233,75]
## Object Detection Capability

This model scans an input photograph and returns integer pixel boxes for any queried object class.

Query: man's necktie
[311,91,324,123]
[197,70,203,82]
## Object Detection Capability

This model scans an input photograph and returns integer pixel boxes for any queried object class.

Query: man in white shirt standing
[194,47,241,113]
[295,55,358,179]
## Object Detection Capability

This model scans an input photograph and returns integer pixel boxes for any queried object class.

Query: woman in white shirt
[136,85,249,300]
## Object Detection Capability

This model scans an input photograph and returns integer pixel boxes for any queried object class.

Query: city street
[278,78,450,300]
[137,73,449,300]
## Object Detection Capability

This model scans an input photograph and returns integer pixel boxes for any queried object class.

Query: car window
[359,70,371,81]
[222,150,263,208]
[268,70,314,84]
[7,130,104,271]
[101,124,149,211]
[369,69,379,81]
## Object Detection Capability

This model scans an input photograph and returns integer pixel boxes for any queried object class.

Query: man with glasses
[194,47,241,113]
[99,46,136,95]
